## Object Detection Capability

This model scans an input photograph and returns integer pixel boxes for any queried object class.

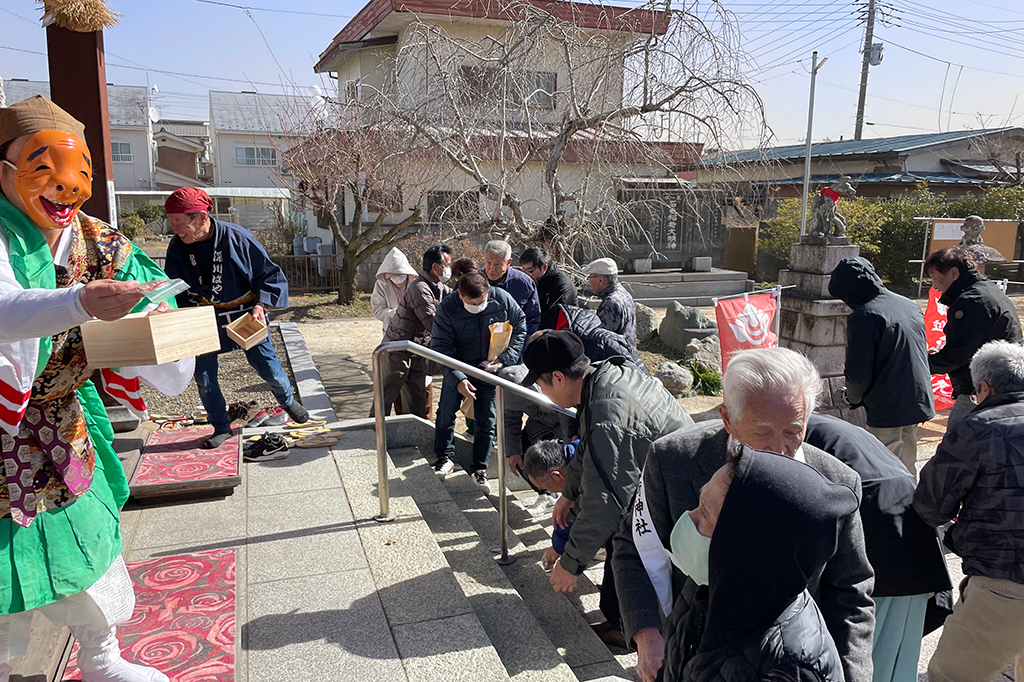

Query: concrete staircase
[618,268,752,307]
[329,425,636,682]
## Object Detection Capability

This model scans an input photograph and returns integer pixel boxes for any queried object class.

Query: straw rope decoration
[40,0,121,32]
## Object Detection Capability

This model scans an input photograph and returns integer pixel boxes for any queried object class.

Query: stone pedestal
[779,243,866,425]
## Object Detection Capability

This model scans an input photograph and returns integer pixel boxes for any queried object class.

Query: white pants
[0,556,135,672]
[866,424,920,479]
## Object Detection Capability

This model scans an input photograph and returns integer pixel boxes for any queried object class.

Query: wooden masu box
[81,306,221,367]
[225,313,268,350]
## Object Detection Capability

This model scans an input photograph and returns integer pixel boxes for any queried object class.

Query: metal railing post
[368,340,577,548]
[495,386,513,565]
[372,346,396,522]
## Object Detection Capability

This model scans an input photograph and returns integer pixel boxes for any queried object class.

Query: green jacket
[559,357,693,574]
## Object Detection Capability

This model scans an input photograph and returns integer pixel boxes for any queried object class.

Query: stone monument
[958,215,1006,273]
[778,185,865,425]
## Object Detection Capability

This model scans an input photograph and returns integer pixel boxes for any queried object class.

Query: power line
[193,0,353,19]
[877,32,1024,80]
[0,44,311,91]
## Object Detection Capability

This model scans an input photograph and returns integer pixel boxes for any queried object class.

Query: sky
[1,0,1023,150]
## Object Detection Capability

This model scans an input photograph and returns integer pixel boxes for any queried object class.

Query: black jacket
[671,450,858,682]
[928,268,1022,397]
[806,414,951,597]
[828,257,934,427]
[613,425,875,682]
[536,264,578,330]
[430,287,527,390]
[915,391,1024,586]
[557,304,650,376]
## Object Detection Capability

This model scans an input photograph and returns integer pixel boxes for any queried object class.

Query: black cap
[521,330,586,386]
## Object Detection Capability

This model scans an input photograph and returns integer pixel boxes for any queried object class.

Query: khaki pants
[866,424,919,479]
[928,575,1024,682]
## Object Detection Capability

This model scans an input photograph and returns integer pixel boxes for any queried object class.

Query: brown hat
[0,95,86,149]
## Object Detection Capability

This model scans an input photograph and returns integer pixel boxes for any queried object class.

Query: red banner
[924,287,955,410]
[715,291,779,373]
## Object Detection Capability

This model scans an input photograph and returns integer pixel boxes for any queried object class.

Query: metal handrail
[372,340,577,564]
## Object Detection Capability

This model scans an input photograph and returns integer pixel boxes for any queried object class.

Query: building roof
[3,79,151,128]
[117,187,290,199]
[209,91,308,135]
[315,0,665,72]
[702,128,1024,167]
[766,172,1006,188]
[154,128,205,151]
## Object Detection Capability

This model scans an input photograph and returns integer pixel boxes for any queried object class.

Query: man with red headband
[0,96,175,682]
[163,187,309,448]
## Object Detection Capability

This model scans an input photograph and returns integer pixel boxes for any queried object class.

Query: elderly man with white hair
[915,340,1024,682]
[612,347,875,682]
[482,239,541,335]
[582,257,637,351]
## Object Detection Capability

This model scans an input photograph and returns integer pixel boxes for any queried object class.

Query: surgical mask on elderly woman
[463,297,488,314]
[669,511,711,586]
[388,275,407,285]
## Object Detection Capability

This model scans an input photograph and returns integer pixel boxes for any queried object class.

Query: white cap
[582,258,618,276]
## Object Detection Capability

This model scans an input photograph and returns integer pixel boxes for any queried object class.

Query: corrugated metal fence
[150,254,343,293]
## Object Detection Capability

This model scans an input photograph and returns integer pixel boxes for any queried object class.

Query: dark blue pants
[434,380,495,472]
[194,337,293,433]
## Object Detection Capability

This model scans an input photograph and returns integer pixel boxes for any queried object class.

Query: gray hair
[484,240,512,261]
[970,340,1024,395]
[723,347,822,421]
[523,440,567,482]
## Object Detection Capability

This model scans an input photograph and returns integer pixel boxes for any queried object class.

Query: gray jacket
[612,423,875,682]
[914,391,1024,586]
[559,358,693,575]
[596,283,637,351]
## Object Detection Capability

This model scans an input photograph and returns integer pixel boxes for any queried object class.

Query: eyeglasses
[521,265,540,276]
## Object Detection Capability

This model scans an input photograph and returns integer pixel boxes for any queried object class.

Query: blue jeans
[194,337,293,433]
[434,380,495,472]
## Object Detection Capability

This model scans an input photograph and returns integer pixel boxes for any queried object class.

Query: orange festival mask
[8,129,93,229]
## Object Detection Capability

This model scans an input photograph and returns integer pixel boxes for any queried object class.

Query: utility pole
[800,51,827,238]
[854,0,876,141]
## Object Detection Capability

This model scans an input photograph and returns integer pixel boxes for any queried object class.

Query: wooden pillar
[45,25,114,225]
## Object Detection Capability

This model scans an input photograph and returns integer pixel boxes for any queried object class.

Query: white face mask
[388,275,407,285]
[464,297,488,314]
[669,511,712,586]
[440,266,452,282]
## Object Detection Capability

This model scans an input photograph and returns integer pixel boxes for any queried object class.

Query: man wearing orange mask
[0,96,175,682]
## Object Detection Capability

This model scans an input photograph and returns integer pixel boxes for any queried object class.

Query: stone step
[388,445,636,682]
[330,432,515,682]
[620,268,748,284]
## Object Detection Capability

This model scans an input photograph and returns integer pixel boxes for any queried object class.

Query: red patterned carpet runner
[130,427,240,497]
[64,548,236,681]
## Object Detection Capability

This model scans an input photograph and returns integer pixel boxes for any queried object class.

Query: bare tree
[973,115,1024,186]
[270,105,436,304]
[352,0,766,262]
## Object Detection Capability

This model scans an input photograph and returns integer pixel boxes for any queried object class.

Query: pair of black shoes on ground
[202,401,310,450]
[243,432,289,462]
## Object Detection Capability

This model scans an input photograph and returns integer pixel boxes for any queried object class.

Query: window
[459,66,556,109]
[346,81,361,103]
[215,198,231,214]
[427,191,479,226]
[111,142,133,163]
[526,72,556,109]
[234,146,277,167]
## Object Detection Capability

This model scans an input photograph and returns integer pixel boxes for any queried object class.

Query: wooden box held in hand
[225,313,268,351]
[81,306,221,368]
